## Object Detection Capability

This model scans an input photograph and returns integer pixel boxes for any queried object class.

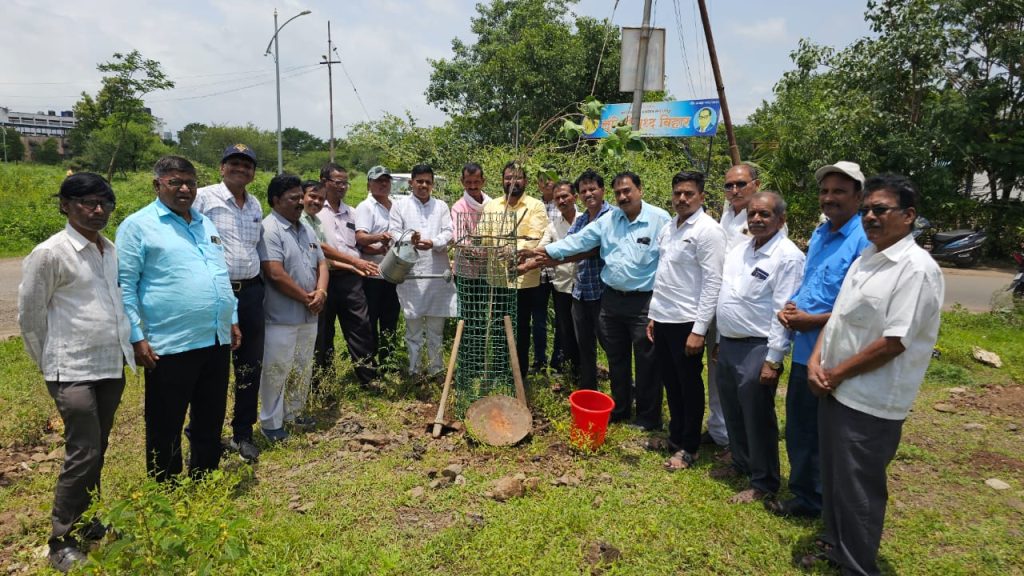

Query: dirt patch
[950,384,1024,418]
[965,451,1024,477]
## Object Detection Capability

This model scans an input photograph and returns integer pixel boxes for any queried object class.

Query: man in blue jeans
[766,161,869,519]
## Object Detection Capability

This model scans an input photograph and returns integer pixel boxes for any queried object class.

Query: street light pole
[265,8,312,174]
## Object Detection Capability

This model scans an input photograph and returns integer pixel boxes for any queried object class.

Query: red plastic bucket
[568,390,615,449]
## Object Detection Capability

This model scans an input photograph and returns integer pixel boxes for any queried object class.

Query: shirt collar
[612,201,649,224]
[323,200,350,216]
[63,222,110,253]
[749,229,785,257]
[677,207,704,228]
[823,213,863,238]
[302,211,320,224]
[864,232,917,263]
[212,181,251,205]
[270,210,299,231]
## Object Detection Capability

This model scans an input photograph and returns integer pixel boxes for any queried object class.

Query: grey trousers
[716,337,780,494]
[819,394,903,576]
[46,376,125,549]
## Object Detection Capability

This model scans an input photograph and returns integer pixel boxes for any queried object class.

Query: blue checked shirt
[116,199,238,355]
[194,182,267,281]
[565,202,612,301]
[548,201,670,293]
[789,214,870,365]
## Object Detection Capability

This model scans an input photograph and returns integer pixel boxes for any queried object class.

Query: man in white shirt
[703,162,763,448]
[802,175,943,575]
[193,143,266,463]
[388,164,457,376]
[645,171,726,470]
[355,166,400,366]
[715,191,805,504]
[18,173,134,573]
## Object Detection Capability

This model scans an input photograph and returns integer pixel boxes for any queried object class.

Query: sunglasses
[723,181,749,191]
[859,205,904,217]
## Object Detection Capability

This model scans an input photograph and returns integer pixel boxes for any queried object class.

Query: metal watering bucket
[379,231,419,284]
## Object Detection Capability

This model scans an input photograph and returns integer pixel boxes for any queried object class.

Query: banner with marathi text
[583,99,721,138]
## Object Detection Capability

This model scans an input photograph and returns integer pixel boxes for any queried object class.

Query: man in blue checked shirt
[117,155,240,482]
[530,171,671,430]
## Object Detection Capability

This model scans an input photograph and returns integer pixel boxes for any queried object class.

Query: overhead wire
[589,0,621,96]
[148,66,320,103]
[331,45,372,123]
[671,0,698,99]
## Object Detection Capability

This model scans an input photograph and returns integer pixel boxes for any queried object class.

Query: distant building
[0,106,78,138]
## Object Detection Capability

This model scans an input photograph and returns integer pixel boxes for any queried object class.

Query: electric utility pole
[319,21,341,162]
[697,0,741,165]
[630,0,654,131]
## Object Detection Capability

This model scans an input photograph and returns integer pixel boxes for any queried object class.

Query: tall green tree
[0,128,25,162]
[426,0,623,145]
[34,138,63,165]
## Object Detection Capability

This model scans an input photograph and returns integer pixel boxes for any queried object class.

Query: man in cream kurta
[388,165,457,376]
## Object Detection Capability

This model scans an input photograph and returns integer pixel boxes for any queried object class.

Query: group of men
[20,145,942,575]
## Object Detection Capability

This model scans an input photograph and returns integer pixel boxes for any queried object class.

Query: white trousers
[405,316,446,375]
[259,322,317,430]
[705,322,729,445]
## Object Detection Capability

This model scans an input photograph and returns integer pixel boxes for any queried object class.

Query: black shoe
[80,518,107,541]
[229,438,260,463]
[49,546,87,573]
[764,497,820,519]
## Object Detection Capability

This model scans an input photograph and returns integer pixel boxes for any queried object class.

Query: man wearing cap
[19,173,134,573]
[356,166,400,366]
[192,143,266,463]
[765,160,870,520]
[117,155,240,482]
[315,162,378,388]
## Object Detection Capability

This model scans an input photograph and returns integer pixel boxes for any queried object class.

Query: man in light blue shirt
[536,171,670,429]
[117,155,240,482]
[766,161,869,519]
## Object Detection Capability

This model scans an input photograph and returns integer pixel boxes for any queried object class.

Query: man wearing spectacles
[766,160,870,520]
[802,175,942,573]
[19,173,134,573]
[116,156,240,482]
[193,144,266,463]
[314,162,378,390]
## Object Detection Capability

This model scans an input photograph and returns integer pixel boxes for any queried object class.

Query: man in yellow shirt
[481,161,550,377]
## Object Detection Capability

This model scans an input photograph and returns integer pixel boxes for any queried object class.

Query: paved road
[0,257,1017,340]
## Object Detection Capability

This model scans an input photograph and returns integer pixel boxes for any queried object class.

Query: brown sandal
[664,449,697,471]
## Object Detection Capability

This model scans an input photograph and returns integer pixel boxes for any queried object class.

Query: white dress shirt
[194,182,266,281]
[388,196,457,319]
[354,195,392,264]
[648,208,726,336]
[18,224,135,381]
[318,200,361,261]
[716,231,806,363]
[822,234,944,420]
[720,203,750,251]
[538,207,579,294]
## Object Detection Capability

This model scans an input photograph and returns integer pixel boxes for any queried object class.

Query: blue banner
[583,99,721,138]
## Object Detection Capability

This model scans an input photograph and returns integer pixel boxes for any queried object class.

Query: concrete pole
[630,0,654,131]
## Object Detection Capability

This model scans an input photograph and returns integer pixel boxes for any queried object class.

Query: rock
[295,502,314,514]
[598,472,614,484]
[513,472,527,482]
[948,387,967,394]
[592,495,604,508]
[1008,423,1020,432]
[466,511,485,527]
[429,477,451,490]
[449,421,464,432]
[523,477,541,491]
[347,440,363,452]
[441,464,463,479]
[490,476,524,501]
[353,432,389,446]
[932,403,957,414]
[407,486,425,499]
[1006,498,1024,515]
[584,540,622,568]
[985,478,1011,490]
[45,447,64,461]
[360,443,379,453]
[454,474,467,486]
[972,347,1003,368]
[963,423,986,431]
[425,468,439,479]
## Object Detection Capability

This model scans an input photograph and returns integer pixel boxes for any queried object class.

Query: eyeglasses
[859,205,903,217]
[328,179,350,187]
[723,181,749,191]
[73,198,116,211]
[161,178,198,190]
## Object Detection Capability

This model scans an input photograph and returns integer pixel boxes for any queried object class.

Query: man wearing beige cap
[765,160,870,520]
[356,166,400,365]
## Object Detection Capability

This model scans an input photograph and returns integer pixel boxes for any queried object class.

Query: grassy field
[0,306,1022,574]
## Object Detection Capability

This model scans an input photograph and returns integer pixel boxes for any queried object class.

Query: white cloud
[733,17,789,43]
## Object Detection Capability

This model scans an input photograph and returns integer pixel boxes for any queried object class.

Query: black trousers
[531,281,551,368]
[819,394,904,576]
[717,337,780,494]
[598,289,660,428]
[316,271,376,386]
[516,285,547,378]
[46,376,124,549]
[230,280,264,442]
[552,290,580,384]
[145,345,229,482]
[363,276,400,364]
[785,363,822,513]
[653,321,704,453]
[571,297,602,390]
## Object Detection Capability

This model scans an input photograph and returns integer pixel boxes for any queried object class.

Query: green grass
[2,307,1023,574]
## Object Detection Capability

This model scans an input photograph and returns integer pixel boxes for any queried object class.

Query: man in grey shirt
[258,174,328,442]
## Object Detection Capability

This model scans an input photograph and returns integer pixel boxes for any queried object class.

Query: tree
[67,50,174,180]
[281,127,324,155]
[426,0,624,145]
[1,127,25,162]
[34,138,63,165]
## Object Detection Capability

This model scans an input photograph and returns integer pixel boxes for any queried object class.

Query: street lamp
[264,8,312,174]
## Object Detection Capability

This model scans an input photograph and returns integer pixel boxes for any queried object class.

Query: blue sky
[0,0,873,139]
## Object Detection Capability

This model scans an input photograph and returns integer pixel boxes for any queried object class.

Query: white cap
[814,161,865,187]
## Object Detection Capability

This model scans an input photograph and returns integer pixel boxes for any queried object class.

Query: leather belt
[231,276,262,292]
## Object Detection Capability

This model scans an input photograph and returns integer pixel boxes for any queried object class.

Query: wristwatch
[764,360,783,372]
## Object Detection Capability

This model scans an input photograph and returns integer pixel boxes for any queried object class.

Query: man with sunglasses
[117,156,240,482]
[802,175,942,573]
[766,161,870,520]
[19,173,134,573]
[194,144,266,463]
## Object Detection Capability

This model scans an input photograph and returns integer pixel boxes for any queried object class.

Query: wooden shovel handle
[503,315,528,407]
[432,319,465,438]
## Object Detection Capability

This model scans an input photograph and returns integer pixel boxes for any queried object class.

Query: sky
[1,0,874,141]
